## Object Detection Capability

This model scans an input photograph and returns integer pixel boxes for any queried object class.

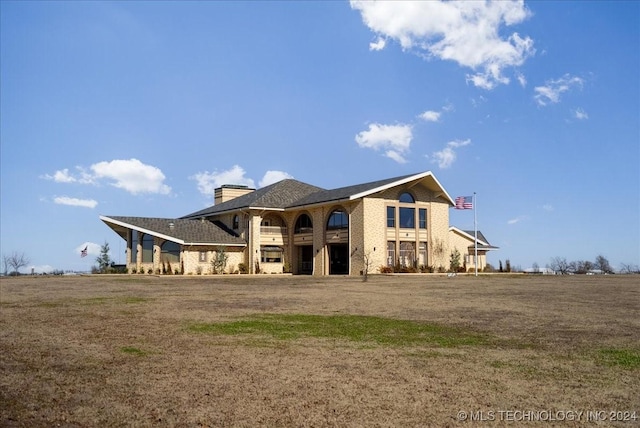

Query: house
[448,227,499,272]
[100,171,497,275]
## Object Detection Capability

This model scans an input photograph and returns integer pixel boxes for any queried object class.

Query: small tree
[95,242,111,273]
[505,259,511,273]
[449,249,461,273]
[4,251,30,275]
[360,249,374,282]
[211,246,229,274]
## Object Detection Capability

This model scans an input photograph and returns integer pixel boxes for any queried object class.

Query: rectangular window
[130,231,138,263]
[399,242,415,267]
[399,207,415,228]
[419,242,427,267]
[261,246,282,263]
[142,234,154,263]
[387,241,395,267]
[419,209,427,229]
[199,251,207,262]
[386,206,395,228]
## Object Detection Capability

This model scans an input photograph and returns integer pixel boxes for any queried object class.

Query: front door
[329,244,349,275]
[297,245,313,275]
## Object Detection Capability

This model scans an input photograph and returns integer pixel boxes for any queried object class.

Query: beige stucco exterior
[102,171,496,276]
[448,227,490,272]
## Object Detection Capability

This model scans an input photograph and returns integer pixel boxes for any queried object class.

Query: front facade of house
[100,171,497,275]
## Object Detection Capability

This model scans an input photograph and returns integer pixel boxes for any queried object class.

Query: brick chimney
[214,184,254,205]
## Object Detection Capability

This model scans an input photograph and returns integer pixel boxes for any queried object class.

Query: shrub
[238,263,248,274]
[378,265,393,274]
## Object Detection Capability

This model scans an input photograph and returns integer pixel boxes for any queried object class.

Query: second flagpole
[474,192,478,277]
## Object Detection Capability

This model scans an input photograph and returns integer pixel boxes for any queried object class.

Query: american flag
[80,246,88,258]
[455,196,473,210]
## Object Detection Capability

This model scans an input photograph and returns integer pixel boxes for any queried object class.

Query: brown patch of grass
[1,274,638,426]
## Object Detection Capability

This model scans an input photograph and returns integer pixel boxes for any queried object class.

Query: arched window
[161,241,180,264]
[232,215,239,230]
[399,192,415,203]
[327,210,348,230]
[295,214,313,233]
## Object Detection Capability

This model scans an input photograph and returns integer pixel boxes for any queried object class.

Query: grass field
[1,274,638,427]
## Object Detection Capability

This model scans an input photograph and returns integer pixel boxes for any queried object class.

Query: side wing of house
[100,216,246,274]
[448,226,498,272]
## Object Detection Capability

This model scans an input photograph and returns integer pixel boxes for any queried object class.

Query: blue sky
[1,1,638,273]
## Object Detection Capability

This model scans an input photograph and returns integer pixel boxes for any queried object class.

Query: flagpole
[474,192,478,277]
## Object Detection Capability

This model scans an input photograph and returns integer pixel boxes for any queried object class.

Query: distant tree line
[547,255,635,274]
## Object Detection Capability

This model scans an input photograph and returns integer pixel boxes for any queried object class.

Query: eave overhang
[99,216,246,247]
[349,171,455,205]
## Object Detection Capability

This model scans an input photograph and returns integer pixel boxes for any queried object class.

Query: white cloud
[369,37,386,51]
[429,139,471,169]
[259,170,294,187]
[431,147,456,169]
[516,71,527,87]
[419,110,441,122]
[190,165,256,197]
[355,123,413,163]
[43,159,170,195]
[507,215,529,225]
[351,0,535,89]
[447,139,471,148]
[542,204,554,212]
[77,242,102,258]
[90,159,171,195]
[534,74,585,106]
[54,196,98,209]
[385,150,407,164]
[43,168,76,183]
[574,108,588,120]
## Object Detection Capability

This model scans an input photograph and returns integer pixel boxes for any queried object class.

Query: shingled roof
[100,216,246,246]
[288,173,428,208]
[449,227,499,250]
[181,171,454,218]
[181,179,325,219]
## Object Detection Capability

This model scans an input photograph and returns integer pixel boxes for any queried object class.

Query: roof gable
[449,226,498,250]
[288,171,455,208]
[181,171,454,218]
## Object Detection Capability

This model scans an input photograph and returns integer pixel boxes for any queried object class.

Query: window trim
[386,206,395,228]
[327,209,348,230]
[261,246,283,263]
[399,192,415,203]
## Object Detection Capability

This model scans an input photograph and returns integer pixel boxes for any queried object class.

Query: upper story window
[232,215,239,230]
[399,192,415,203]
[387,206,395,228]
[419,208,427,229]
[295,214,313,233]
[399,207,415,228]
[327,209,348,230]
